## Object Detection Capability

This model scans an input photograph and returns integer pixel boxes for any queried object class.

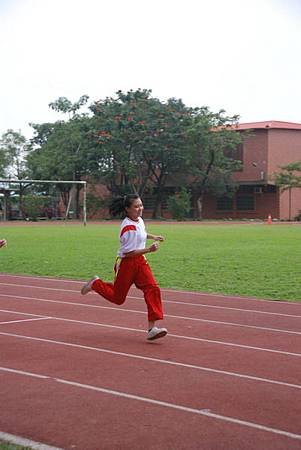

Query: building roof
[234,121,301,130]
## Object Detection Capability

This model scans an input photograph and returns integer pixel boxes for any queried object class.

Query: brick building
[82,120,301,221]
[202,121,301,220]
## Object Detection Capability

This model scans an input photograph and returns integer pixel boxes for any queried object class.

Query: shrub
[23,195,48,221]
[167,188,191,221]
[86,192,106,217]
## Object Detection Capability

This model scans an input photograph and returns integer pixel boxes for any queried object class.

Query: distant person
[0,239,7,248]
[81,194,168,341]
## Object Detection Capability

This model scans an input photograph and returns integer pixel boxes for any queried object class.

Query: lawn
[0,443,31,450]
[0,221,300,301]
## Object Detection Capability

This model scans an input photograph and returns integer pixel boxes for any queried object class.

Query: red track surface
[0,274,300,450]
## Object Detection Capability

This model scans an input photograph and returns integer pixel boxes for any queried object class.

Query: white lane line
[0,366,300,442]
[162,299,301,318]
[164,313,301,335]
[1,310,300,357]
[1,281,300,316]
[0,317,51,325]
[0,431,63,450]
[0,331,300,390]
[1,274,297,305]
[0,282,72,293]
[162,287,300,304]
[0,366,49,379]
[0,309,51,319]
[1,294,300,336]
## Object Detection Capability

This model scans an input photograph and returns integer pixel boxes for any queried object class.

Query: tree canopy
[2,89,244,219]
[0,129,28,179]
[89,89,194,216]
[273,161,301,190]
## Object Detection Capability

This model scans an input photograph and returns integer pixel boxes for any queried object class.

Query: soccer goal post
[0,179,87,225]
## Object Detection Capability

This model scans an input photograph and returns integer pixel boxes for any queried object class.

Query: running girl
[81,194,167,341]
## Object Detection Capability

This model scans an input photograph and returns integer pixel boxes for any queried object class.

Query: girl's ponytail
[109,194,140,217]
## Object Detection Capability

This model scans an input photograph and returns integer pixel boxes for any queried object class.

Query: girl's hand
[0,239,7,248]
[148,242,160,253]
[154,235,164,242]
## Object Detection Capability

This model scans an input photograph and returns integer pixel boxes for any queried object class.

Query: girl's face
[126,198,144,221]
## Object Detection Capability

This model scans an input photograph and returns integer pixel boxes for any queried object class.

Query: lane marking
[1,283,301,319]
[164,313,301,335]
[0,317,51,325]
[0,366,300,441]
[0,309,301,357]
[0,309,51,319]
[161,298,301,318]
[1,273,299,305]
[162,287,301,304]
[1,294,301,336]
[0,331,300,389]
[0,431,63,450]
[0,366,49,379]
[1,310,300,357]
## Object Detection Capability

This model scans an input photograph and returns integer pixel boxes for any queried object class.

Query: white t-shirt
[118,216,147,257]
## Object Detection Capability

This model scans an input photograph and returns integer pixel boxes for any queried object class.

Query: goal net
[0,179,87,225]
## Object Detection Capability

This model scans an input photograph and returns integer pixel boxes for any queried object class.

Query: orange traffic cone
[267,214,272,225]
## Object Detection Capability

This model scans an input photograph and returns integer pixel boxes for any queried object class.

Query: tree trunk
[196,194,203,220]
[152,197,162,219]
[152,189,163,219]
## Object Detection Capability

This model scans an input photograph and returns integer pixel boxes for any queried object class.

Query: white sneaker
[147,327,168,341]
[81,276,99,295]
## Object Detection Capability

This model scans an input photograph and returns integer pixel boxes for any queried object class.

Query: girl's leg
[134,258,167,339]
[134,257,164,322]
[87,258,135,305]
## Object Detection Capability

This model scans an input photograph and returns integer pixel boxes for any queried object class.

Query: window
[217,196,234,211]
[264,184,276,193]
[236,195,254,210]
[238,185,254,194]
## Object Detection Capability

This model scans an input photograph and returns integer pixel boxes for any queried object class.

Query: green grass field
[0,443,31,450]
[0,221,300,301]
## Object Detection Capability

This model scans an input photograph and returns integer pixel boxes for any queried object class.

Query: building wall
[84,182,110,220]
[81,126,301,221]
[233,130,268,183]
[203,127,301,220]
[202,190,279,220]
[268,129,301,220]
[279,187,301,220]
[267,129,301,177]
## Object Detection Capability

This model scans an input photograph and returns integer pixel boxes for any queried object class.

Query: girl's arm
[123,242,160,258]
[147,233,165,242]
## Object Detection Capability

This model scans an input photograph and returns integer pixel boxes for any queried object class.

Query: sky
[1,0,301,139]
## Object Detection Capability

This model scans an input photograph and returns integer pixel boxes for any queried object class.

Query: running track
[0,274,300,450]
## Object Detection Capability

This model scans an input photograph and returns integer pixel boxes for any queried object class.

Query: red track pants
[92,255,164,322]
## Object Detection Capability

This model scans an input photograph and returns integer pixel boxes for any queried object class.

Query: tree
[0,129,28,179]
[89,89,150,195]
[273,161,301,189]
[185,108,243,219]
[0,141,10,177]
[140,97,192,218]
[0,129,30,217]
[27,97,92,218]
[49,95,89,119]
[89,89,192,217]
[273,161,301,220]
